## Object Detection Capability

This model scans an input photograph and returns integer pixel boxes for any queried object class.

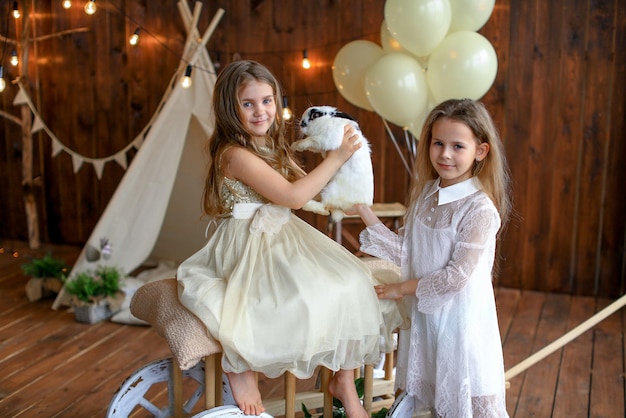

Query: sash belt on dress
[232,203,264,219]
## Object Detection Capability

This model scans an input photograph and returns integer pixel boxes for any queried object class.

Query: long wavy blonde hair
[202,60,301,218]
[408,98,512,229]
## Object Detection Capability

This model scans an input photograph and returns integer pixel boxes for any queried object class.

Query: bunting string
[13,78,145,179]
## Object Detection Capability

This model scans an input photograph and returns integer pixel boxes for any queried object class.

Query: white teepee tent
[53,2,224,309]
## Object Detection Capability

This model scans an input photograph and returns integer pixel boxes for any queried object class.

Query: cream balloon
[332,40,385,111]
[426,31,498,102]
[380,20,429,68]
[364,53,429,128]
[384,0,451,57]
[448,0,495,33]
[380,20,408,54]
[407,119,424,140]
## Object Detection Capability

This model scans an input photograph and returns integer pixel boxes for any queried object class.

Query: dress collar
[425,177,482,206]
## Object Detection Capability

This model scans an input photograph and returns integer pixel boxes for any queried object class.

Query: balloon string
[382,118,411,175]
[403,128,417,163]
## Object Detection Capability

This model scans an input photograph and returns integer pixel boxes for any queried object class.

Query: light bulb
[10,51,18,67]
[0,67,6,92]
[302,50,311,69]
[63,0,72,9]
[129,28,140,46]
[12,2,20,19]
[213,52,221,70]
[84,0,96,15]
[282,97,293,121]
[182,65,192,88]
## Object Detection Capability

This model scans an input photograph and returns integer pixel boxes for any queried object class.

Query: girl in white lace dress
[354,99,511,417]
[176,60,401,418]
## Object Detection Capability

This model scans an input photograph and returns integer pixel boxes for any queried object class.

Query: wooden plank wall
[0,0,624,298]
[483,0,626,297]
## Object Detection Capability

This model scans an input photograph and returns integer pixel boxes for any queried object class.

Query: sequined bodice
[221,177,267,212]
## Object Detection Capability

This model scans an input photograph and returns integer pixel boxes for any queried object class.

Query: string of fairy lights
[0,246,20,258]
[1,1,372,95]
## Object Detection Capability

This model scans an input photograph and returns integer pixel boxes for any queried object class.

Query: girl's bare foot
[227,370,265,416]
[328,369,368,418]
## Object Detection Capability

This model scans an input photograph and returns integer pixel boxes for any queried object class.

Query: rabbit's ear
[333,111,357,122]
[309,108,325,121]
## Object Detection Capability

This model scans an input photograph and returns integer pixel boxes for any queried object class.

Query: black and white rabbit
[292,106,374,222]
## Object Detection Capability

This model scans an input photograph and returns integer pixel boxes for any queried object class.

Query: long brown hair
[202,60,301,217]
[409,98,512,228]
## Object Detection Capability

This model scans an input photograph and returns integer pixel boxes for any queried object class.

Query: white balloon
[448,0,495,33]
[380,20,429,68]
[380,20,408,54]
[427,31,498,102]
[332,40,385,111]
[384,0,452,57]
[407,118,424,140]
[364,53,429,128]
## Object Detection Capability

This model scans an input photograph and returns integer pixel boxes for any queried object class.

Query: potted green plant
[64,265,125,324]
[21,253,69,302]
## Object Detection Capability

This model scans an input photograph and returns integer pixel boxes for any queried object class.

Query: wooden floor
[0,240,624,417]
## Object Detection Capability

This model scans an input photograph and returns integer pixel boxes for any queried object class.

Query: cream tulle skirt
[177,204,402,379]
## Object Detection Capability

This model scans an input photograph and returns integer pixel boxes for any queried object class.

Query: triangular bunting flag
[32,115,45,133]
[51,139,64,157]
[13,88,28,106]
[93,160,105,179]
[71,154,84,173]
[114,152,127,170]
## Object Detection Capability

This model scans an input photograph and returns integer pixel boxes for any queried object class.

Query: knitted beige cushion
[130,278,222,370]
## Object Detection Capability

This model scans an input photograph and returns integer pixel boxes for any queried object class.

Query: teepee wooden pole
[177,1,225,68]
[179,1,203,57]
[505,293,626,381]
[187,9,225,67]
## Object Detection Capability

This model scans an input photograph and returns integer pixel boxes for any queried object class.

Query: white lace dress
[177,177,403,379]
[360,177,509,418]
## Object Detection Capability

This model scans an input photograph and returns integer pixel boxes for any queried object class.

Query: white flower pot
[74,302,114,324]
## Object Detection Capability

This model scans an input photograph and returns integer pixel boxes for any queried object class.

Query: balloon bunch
[332,0,497,138]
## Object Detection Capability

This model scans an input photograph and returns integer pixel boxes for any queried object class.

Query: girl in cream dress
[177,60,402,418]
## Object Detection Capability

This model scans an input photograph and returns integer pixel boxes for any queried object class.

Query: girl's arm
[416,204,500,314]
[375,280,418,300]
[353,204,382,227]
[223,126,359,209]
[352,204,404,265]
